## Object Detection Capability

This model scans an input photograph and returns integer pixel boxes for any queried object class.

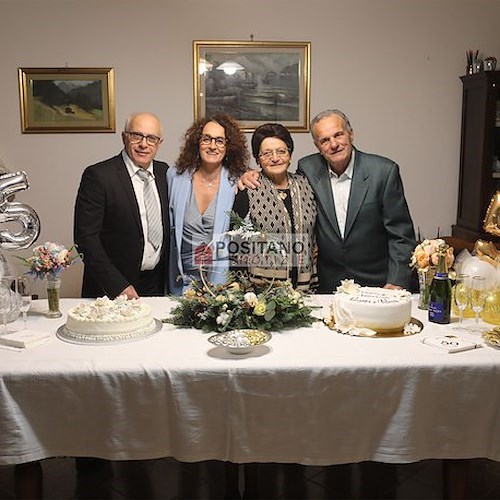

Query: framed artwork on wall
[18,67,115,133]
[193,41,311,132]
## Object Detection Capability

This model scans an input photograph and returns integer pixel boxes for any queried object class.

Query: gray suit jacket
[297,148,415,292]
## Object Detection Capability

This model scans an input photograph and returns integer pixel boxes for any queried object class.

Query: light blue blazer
[167,167,236,295]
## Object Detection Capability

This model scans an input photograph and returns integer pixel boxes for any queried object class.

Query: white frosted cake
[332,280,412,333]
[64,296,156,343]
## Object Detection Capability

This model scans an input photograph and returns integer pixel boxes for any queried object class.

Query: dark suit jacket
[297,148,415,292]
[74,153,170,298]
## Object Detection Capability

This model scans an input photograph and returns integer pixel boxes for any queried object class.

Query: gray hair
[310,109,353,138]
[123,112,163,137]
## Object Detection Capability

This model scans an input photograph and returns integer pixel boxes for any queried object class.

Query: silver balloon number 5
[0,171,40,249]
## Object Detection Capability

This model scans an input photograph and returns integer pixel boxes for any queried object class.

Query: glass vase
[46,275,62,318]
[417,268,435,310]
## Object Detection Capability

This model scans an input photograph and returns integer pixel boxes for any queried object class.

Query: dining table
[0,295,499,469]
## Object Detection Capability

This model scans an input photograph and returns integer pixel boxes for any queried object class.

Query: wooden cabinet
[452,70,500,242]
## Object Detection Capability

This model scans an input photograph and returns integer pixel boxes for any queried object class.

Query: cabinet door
[453,71,500,242]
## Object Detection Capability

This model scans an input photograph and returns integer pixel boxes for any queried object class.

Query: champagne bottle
[428,250,451,324]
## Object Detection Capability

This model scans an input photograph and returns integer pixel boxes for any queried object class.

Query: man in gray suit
[239,109,416,293]
[297,109,416,292]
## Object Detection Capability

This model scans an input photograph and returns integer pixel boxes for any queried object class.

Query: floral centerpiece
[409,238,454,309]
[168,212,317,333]
[19,241,79,280]
[167,274,316,333]
[18,241,80,318]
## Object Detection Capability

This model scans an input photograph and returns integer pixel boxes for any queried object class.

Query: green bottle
[428,250,451,324]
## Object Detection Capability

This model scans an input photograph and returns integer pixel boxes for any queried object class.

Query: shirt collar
[328,149,355,180]
[122,150,155,178]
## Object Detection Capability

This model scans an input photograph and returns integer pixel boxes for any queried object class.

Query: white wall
[0,0,499,297]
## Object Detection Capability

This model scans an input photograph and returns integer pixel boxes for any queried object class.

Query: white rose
[244,292,258,307]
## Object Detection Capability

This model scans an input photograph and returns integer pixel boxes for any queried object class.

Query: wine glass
[16,276,32,330]
[0,283,12,334]
[470,275,487,332]
[453,273,470,330]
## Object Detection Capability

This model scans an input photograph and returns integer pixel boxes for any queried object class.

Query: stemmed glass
[453,273,470,330]
[0,282,12,334]
[470,275,487,332]
[16,276,32,330]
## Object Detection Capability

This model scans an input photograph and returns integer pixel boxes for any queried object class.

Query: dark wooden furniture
[452,70,500,243]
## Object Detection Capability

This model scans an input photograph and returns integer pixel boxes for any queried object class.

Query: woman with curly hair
[168,113,249,295]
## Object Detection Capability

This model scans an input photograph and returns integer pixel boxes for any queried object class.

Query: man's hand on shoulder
[120,285,140,300]
[237,170,261,191]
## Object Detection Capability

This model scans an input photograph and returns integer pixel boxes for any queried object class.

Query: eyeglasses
[259,148,289,160]
[125,131,162,146]
[200,134,227,147]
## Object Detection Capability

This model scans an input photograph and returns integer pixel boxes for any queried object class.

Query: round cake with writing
[64,296,156,343]
[333,280,412,333]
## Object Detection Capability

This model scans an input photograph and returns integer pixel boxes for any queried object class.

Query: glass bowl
[208,329,271,354]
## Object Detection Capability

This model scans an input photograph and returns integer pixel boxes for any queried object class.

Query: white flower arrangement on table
[18,241,80,280]
[409,238,454,272]
[166,212,317,333]
[167,276,316,333]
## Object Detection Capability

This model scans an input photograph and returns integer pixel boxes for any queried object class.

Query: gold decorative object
[482,326,500,347]
[481,289,500,325]
[483,191,500,237]
[474,239,500,267]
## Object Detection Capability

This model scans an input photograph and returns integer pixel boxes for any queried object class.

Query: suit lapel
[344,151,369,239]
[114,156,142,233]
[309,158,341,238]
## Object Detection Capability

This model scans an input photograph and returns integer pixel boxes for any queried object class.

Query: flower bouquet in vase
[410,238,454,309]
[18,242,80,318]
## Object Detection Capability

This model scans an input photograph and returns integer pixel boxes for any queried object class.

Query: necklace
[196,171,220,188]
[277,189,288,200]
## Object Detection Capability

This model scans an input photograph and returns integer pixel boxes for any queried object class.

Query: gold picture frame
[18,67,115,133]
[193,40,311,132]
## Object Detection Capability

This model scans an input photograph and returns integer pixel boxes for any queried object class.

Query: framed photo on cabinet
[193,41,311,132]
[18,67,116,133]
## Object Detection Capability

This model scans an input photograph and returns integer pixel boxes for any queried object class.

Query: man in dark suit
[74,112,169,299]
[297,109,415,292]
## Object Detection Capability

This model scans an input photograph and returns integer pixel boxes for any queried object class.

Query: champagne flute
[16,276,32,330]
[470,275,487,332]
[0,284,11,334]
[453,273,470,330]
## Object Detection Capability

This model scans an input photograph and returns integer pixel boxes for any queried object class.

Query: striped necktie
[137,168,162,250]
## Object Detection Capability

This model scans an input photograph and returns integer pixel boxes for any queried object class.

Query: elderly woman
[231,122,318,291]
[168,113,248,295]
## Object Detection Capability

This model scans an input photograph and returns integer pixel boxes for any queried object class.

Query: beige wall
[0,0,499,297]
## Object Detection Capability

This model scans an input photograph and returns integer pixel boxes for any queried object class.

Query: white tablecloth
[0,296,499,466]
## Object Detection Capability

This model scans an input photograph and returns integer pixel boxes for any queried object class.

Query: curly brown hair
[175,113,249,179]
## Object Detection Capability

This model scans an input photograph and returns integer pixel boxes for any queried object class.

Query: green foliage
[166,276,317,333]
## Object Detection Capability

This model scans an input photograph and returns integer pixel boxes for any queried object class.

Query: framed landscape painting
[193,41,311,132]
[18,67,115,133]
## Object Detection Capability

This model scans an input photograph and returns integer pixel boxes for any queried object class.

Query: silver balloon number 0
[0,171,40,250]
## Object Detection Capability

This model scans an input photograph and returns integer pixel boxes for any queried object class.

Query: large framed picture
[18,67,115,133]
[193,41,311,132]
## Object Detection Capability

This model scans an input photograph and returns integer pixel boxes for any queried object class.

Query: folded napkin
[0,330,51,349]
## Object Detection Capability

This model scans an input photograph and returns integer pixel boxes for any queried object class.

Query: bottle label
[434,273,448,279]
[429,301,447,323]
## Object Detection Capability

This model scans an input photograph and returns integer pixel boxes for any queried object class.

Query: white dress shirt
[329,150,355,238]
[122,151,162,270]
